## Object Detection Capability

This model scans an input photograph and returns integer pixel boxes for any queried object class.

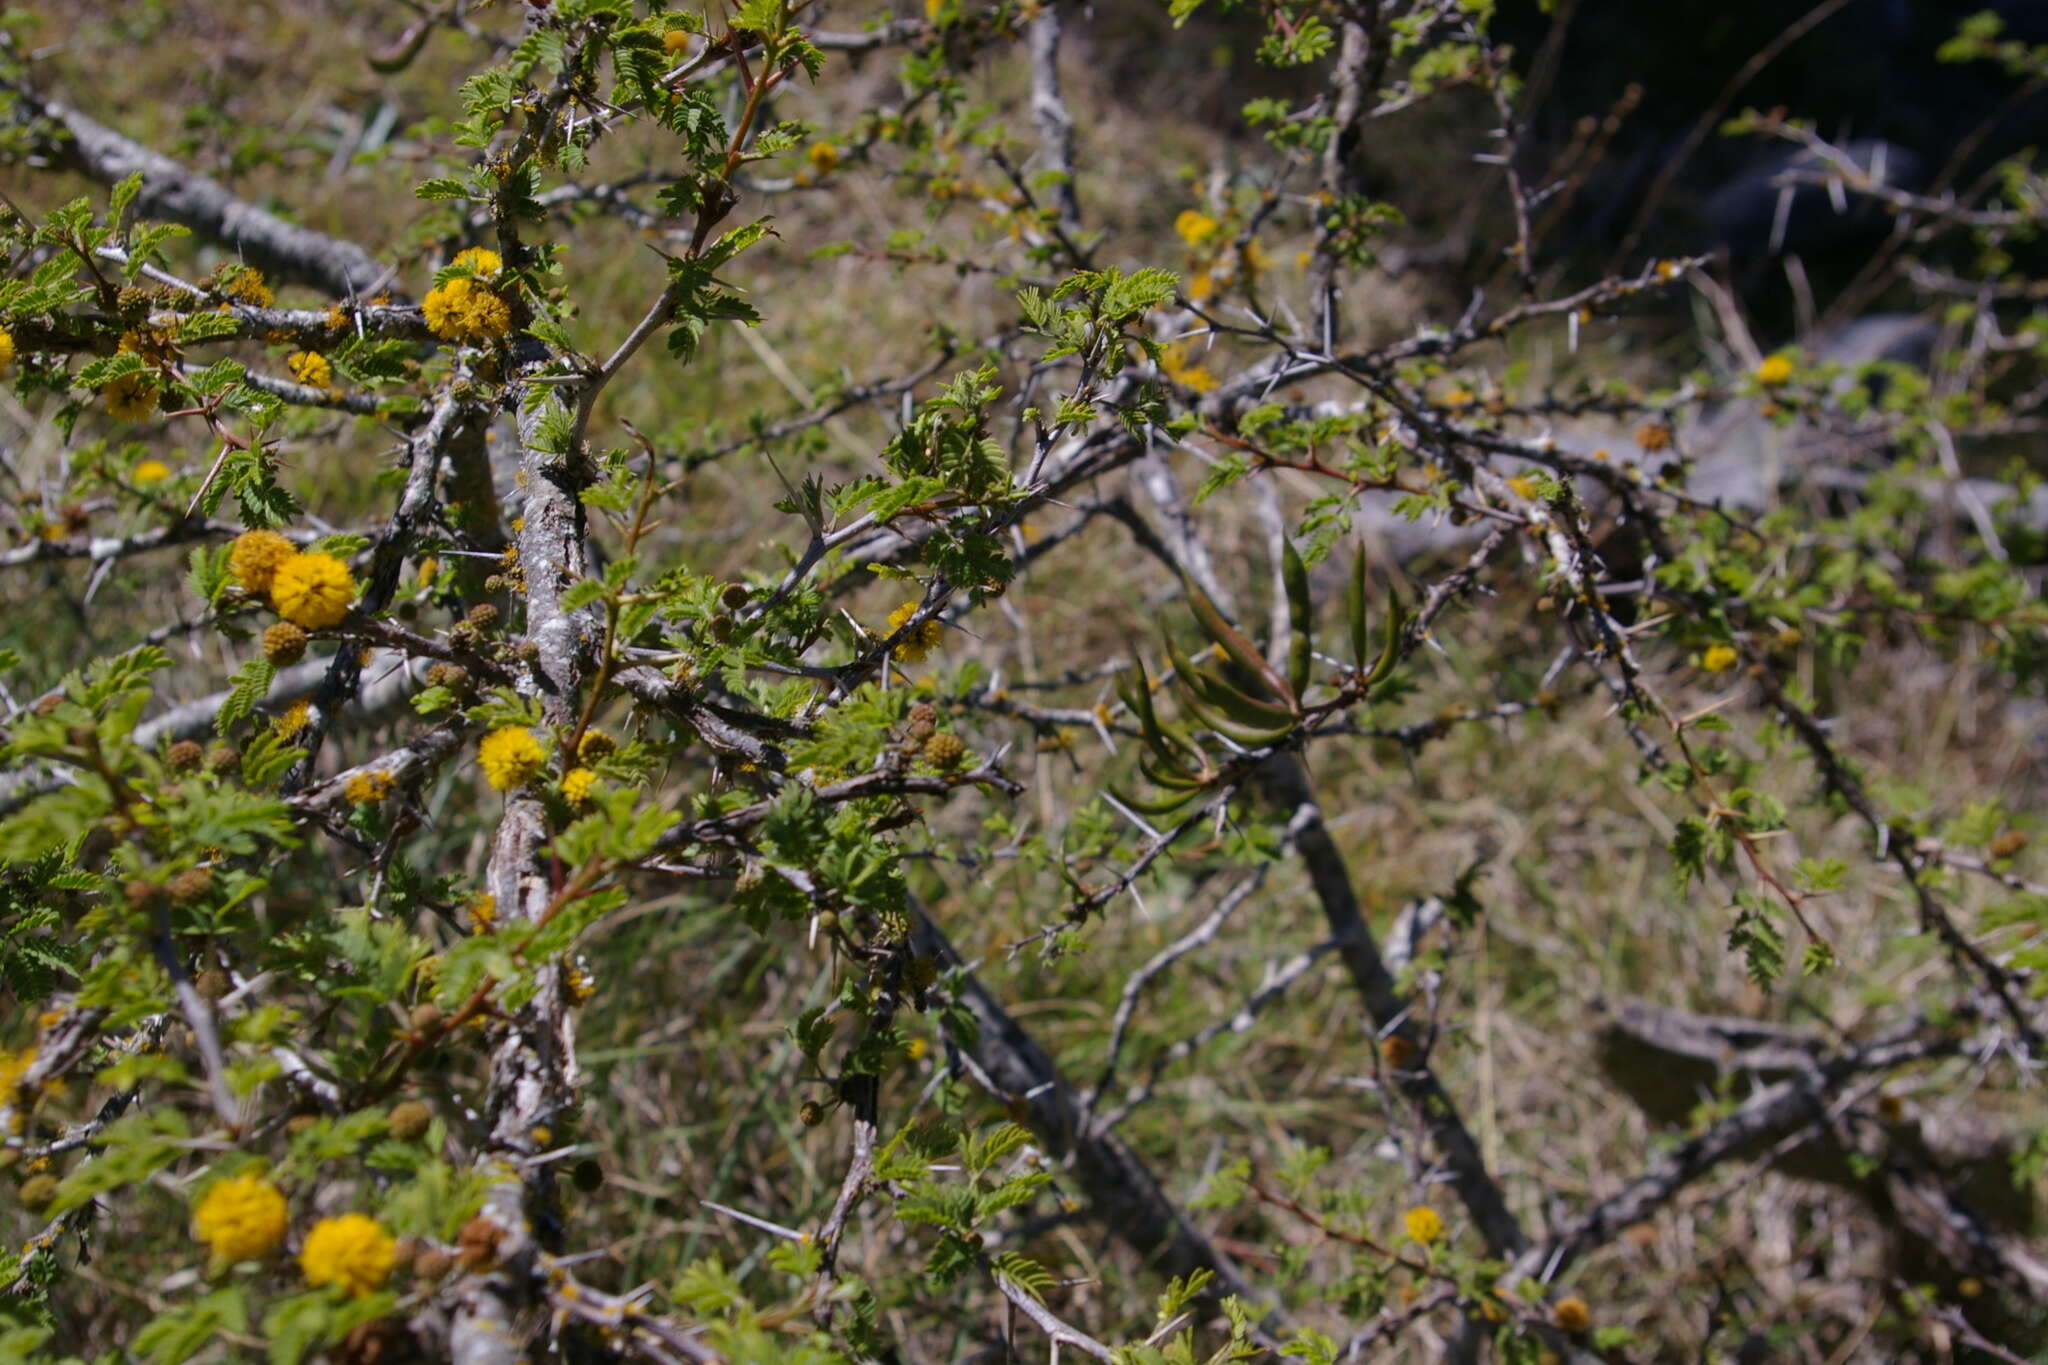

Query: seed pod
[721,582,750,609]
[409,1002,444,1034]
[799,1101,826,1127]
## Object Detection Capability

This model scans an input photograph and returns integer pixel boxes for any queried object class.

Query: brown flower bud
[409,1002,444,1034]
[165,739,204,772]
[123,878,159,909]
[16,1174,59,1211]
[167,866,214,906]
[465,603,500,630]
[207,746,241,774]
[708,614,734,642]
[571,1159,603,1192]
[455,1215,505,1269]
[261,622,309,665]
[33,694,64,718]
[413,1247,455,1282]
[576,730,616,761]
[721,583,750,610]
[799,1101,827,1127]
[388,1100,433,1141]
[195,967,231,1001]
[922,732,966,770]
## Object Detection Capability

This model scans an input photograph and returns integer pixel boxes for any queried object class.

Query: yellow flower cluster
[478,727,546,791]
[1159,340,1217,394]
[1699,643,1738,674]
[0,1045,36,1100]
[560,767,598,805]
[452,246,503,277]
[133,459,173,485]
[343,770,395,806]
[885,601,943,664]
[1402,1205,1444,1245]
[105,373,158,422]
[0,326,16,373]
[1755,354,1794,388]
[286,350,334,391]
[220,267,275,308]
[299,1213,396,1297]
[229,531,296,592]
[192,1173,289,1262]
[662,26,692,54]
[274,699,313,740]
[271,552,357,629]
[424,277,513,343]
[1175,209,1220,247]
[808,142,841,175]
[1552,1296,1592,1333]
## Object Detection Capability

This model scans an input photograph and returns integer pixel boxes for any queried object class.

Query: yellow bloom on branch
[286,350,334,391]
[451,246,503,277]
[220,266,274,308]
[229,530,296,593]
[299,1213,396,1297]
[423,277,513,344]
[885,601,943,664]
[104,373,159,421]
[274,699,313,739]
[0,326,16,373]
[478,727,547,791]
[560,767,598,806]
[1700,644,1738,674]
[1402,1205,1444,1245]
[132,459,173,485]
[1552,1297,1592,1333]
[270,552,357,629]
[192,1173,289,1262]
[343,770,395,806]
[1754,354,1794,388]
[1174,209,1220,248]
[808,142,841,175]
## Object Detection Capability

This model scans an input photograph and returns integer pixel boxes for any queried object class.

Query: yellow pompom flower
[286,350,334,391]
[1700,644,1738,674]
[1402,1205,1444,1245]
[343,770,395,806]
[423,277,513,344]
[1754,354,1794,388]
[220,266,274,308]
[1159,341,1218,394]
[0,326,16,373]
[451,246,503,277]
[662,26,692,54]
[299,1213,396,1297]
[105,373,159,421]
[1552,1297,1592,1333]
[270,552,357,629]
[274,698,313,740]
[132,459,173,485]
[192,1173,289,1262]
[808,142,841,175]
[559,767,598,806]
[478,727,547,791]
[229,530,297,593]
[1174,209,1220,248]
[885,601,943,664]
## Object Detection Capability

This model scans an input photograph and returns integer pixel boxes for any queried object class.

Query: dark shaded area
[1498,0,2048,303]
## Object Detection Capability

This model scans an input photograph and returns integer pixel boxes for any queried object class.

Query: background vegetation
[1,1,2045,1361]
